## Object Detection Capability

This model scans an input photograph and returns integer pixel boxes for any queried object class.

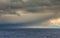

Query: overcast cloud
[0,0,60,28]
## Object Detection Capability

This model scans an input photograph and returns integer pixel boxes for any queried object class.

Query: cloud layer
[0,0,60,28]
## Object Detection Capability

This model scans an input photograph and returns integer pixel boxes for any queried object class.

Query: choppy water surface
[0,29,60,38]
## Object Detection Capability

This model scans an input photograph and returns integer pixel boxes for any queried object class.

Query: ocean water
[0,29,60,38]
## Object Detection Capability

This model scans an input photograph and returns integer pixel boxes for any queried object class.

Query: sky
[0,0,60,28]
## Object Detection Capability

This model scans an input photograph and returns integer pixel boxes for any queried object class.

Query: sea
[0,29,60,38]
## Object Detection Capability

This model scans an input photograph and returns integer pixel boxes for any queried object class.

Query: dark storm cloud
[0,0,25,15]
[0,0,60,13]
[24,0,60,13]
[0,0,60,16]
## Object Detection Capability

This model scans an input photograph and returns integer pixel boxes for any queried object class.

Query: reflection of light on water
[49,18,60,25]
